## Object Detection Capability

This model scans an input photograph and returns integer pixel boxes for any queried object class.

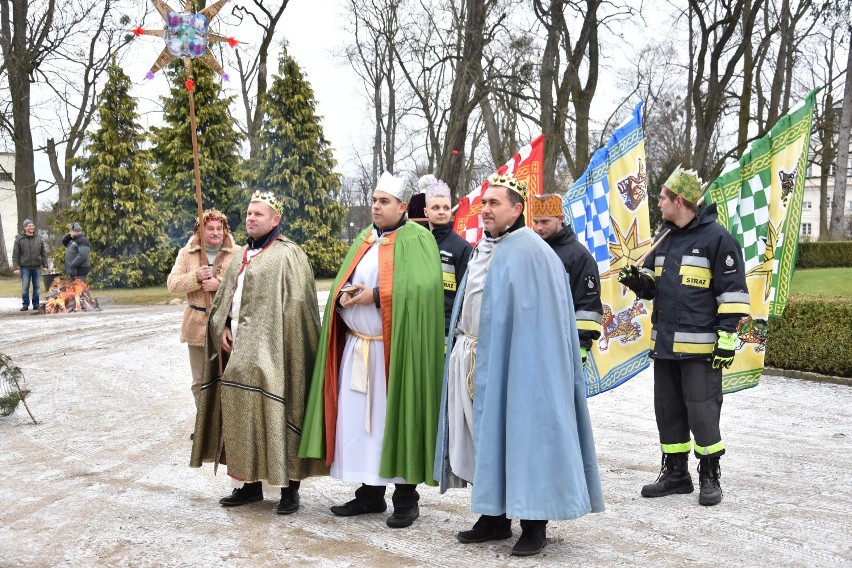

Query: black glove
[618,265,646,294]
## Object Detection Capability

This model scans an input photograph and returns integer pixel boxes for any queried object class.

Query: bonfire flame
[41,278,101,314]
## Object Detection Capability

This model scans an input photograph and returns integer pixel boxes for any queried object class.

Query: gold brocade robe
[189,236,329,485]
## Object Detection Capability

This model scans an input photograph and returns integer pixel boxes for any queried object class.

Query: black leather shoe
[511,525,547,556]
[219,482,263,507]
[330,498,387,517]
[19,307,28,312]
[386,505,419,528]
[456,514,513,544]
[277,486,299,515]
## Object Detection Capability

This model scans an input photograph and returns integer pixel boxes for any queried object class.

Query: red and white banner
[453,134,544,245]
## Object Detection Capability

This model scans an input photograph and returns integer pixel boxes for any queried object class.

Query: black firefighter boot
[698,457,723,506]
[641,453,694,498]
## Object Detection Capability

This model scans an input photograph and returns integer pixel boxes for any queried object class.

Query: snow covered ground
[1,296,850,567]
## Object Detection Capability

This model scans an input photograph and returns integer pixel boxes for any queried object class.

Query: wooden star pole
[133,0,239,307]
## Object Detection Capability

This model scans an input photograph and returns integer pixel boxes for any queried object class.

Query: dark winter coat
[431,223,472,334]
[635,204,750,359]
[63,233,92,277]
[544,224,603,350]
[12,232,48,270]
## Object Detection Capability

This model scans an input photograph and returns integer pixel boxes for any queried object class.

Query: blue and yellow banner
[563,102,652,396]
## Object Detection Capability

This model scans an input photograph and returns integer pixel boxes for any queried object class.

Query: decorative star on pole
[132,0,239,80]
[131,0,241,309]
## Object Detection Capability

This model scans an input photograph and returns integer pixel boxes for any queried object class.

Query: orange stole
[321,231,398,466]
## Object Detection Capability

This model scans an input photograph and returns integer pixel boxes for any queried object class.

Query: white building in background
[801,161,851,241]
[0,152,17,268]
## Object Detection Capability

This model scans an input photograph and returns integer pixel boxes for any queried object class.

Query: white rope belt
[349,329,382,434]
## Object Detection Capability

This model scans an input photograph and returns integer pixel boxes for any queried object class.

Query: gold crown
[487,172,528,199]
[531,194,563,217]
[663,166,704,204]
[250,190,284,215]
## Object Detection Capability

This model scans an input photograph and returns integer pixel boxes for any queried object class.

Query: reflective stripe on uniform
[661,441,692,454]
[672,331,716,354]
[717,291,750,315]
[694,440,725,456]
[681,255,710,268]
[653,256,665,277]
[576,310,602,324]
[442,270,457,291]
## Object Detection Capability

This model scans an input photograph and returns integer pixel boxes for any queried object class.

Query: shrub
[766,295,852,377]
[796,241,852,268]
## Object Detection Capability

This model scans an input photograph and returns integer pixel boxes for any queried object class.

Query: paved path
[1,299,850,567]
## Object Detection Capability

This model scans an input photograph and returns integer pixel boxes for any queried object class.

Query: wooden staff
[184,56,211,308]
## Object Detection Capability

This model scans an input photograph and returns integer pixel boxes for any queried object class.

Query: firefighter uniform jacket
[635,204,750,359]
[544,224,603,350]
[431,223,472,333]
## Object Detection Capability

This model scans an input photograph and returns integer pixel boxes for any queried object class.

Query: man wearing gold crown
[531,194,602,362]
[618,167,750,506]
[299,171,444,529]
[190,191,328,514]
[434,173,604,557]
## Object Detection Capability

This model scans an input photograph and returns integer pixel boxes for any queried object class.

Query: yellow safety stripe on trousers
[661,441,693,454]
[694,440,725,456]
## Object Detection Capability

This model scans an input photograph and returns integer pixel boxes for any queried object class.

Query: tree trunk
[829,29,852,240]
[538,2,559,192]
[436,0,487,201]
[0,212,8,269]
[736,2,754,155]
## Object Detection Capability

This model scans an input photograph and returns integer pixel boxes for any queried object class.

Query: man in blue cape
[434,172,604,557]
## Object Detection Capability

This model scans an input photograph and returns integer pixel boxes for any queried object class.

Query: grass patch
[791,267,852,298]
[1,276,338,305]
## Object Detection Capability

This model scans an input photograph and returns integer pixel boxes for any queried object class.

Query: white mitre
[374,171,407,201]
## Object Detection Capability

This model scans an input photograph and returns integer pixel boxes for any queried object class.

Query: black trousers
[654,358,725,459]
[355,483,419,508]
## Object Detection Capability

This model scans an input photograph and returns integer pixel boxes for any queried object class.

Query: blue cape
[435,228,605,520]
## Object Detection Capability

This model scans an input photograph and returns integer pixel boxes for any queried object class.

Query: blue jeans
[21,268,41,308]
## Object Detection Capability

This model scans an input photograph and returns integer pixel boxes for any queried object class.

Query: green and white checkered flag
[705,88,817,318]
[703,89,817,394]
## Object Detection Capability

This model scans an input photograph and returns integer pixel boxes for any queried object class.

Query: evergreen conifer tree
[151,60,244,245]
[66,58,174,287]
[255,47,347,276]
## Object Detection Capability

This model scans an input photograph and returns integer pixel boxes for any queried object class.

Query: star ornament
[605,216,652,279]
[133,0,240,80]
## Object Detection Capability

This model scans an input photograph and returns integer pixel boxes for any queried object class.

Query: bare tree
[345,0,408,188]
[45,2,133,210]
[230,0,290,159]
[1,0,60,226]
[688,0,764,179]
[829,35,851,239]
[434,0,493,194]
